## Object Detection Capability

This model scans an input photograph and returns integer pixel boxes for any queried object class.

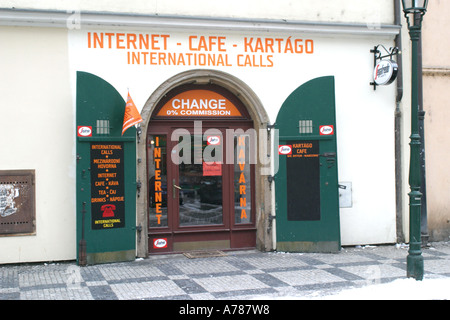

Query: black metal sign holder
[370,45,400,90]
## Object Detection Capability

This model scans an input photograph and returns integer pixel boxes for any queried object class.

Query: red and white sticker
[77,126,92,137]
[278,145,292,155]
[207,135,221,145]
[153,238,168,249]
[319,125,334,135]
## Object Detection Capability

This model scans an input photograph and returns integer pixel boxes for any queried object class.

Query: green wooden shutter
[76,71,137,264]
[275,76,340,252]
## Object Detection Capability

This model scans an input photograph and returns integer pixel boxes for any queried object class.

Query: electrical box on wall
[339,182,352,208]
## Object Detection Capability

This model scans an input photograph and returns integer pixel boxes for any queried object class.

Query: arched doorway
[136,70,272,256]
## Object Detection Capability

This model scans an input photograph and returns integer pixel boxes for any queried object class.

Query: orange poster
[203,162,222,176]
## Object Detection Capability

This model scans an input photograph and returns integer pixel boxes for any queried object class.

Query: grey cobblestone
[0,242,449,300]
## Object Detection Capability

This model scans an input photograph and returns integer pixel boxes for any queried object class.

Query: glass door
[148,122,256,253]
[175,133,224,227]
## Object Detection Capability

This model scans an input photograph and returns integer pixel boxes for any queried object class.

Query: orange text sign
[156,90,242,117]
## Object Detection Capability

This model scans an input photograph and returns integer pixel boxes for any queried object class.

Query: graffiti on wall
[0,184,20,218]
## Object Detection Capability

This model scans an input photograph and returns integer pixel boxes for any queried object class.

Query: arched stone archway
[136,69,273,257]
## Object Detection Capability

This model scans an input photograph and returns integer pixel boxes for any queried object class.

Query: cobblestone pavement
[1,242,449,300]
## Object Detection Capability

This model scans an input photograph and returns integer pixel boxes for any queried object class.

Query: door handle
[172,179,181,198]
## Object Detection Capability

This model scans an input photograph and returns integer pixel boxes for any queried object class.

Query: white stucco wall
[0,1,402,263]
[0,26,75,263]
[0,0,395,25]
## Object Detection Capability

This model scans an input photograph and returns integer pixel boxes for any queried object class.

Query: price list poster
[90,143,125,229]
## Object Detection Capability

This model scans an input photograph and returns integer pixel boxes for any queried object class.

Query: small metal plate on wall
[339,182,352,208]
[0,170,35,235]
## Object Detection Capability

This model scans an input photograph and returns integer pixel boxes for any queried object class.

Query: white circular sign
[153,238,167,248]
[278,145,292,155]
[77,126,92,137]
[319,125,334,135]
[207,136,221,145]
[373,59,398,86]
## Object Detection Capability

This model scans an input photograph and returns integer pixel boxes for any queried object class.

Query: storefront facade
[0,1,409,264]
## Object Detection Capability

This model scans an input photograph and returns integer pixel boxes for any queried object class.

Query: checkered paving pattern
[1,242,449,300]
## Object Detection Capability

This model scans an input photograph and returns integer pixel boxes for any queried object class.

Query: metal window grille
[299,120,313,134]
[96,119,110,135]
